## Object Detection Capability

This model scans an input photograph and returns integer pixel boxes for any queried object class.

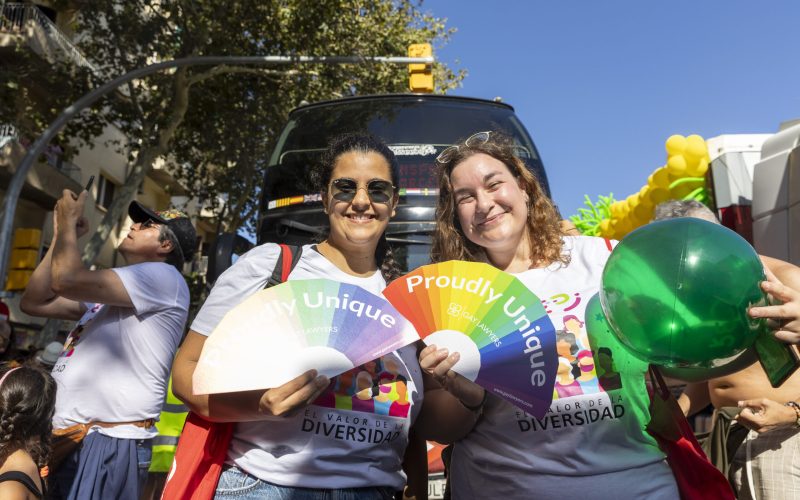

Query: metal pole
[0,54,434,292]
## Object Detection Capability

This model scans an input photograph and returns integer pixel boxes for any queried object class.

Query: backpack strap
[265,244,303,289]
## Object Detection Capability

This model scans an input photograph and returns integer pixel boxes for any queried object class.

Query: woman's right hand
[419,344,485,409]
[258,369,330,417]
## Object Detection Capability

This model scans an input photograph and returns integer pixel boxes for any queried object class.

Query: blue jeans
[214,466,396,500]
[50,432,153,500]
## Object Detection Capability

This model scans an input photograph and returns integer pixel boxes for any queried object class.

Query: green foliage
[3,0,465,259]
[569,194,616,236]
[183,270,208,329]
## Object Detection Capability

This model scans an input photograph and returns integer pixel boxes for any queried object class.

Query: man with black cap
[21,189,196,500]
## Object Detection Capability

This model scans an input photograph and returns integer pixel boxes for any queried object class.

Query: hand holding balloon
[749,267,800,345]
[601,218,766,372]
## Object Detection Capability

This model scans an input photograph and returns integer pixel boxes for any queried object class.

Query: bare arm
[762,255,800,289]
[172,331,330,422]
[677,382,711,417]
[0,480,34,500]
[20,202,86,320]
[49,190,133,308]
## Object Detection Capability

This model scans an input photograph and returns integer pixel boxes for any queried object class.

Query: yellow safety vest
[149,376,189,473]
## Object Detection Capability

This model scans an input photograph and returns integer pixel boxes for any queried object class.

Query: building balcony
[0,127,83,208]
[0,3,96,72]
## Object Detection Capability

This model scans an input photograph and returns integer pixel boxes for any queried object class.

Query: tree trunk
[81,68,192,265]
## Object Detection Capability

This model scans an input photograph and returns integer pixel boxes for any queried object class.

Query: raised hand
[55,189,88,238]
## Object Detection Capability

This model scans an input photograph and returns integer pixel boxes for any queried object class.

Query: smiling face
[450,153,530,257]
[323,151,398,252]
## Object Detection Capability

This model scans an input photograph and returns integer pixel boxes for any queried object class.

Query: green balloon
[584,293,648,373]
[600,218,767,369]
[586,292,757,381]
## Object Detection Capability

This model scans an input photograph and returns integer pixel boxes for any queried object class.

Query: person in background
[20,191,196,500]
[656,199,800,499]
[32,342,62,371]
[0,365,57,499]
[0,300,19,367]
[416,131,679,499]
[172,133,426,499]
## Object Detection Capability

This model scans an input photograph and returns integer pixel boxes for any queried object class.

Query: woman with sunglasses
[416,131,679,498]
[172,133,424,499]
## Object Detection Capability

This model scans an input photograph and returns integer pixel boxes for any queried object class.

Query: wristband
[461,390,488,414]
[784,401,800,428]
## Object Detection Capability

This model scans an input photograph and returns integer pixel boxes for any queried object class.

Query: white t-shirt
[52,262,189,439]
[450,236,677,499]
[191,243,423,490]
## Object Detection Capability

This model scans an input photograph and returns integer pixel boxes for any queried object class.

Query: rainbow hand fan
[383,261,558,417]
[193,279,419,395]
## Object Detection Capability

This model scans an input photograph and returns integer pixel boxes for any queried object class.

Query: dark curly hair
[431,131,568,268]
[310,132,402,282]
[0,366,57,471]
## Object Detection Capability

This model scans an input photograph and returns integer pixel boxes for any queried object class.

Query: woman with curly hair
[0,366,57,499]
[415,131,679,498]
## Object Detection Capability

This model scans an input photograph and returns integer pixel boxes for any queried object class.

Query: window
[264,97,548,202]
[96,174,116,210]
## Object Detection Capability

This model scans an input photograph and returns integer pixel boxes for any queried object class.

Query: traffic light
[5,228,42,291]
[408,43,434,93]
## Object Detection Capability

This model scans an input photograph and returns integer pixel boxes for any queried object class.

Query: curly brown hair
[431,131,567,268]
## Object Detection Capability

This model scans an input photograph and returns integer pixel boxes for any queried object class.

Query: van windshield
[263,97,547,207]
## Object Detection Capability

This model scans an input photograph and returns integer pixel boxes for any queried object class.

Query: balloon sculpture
[569,134,711,239]
[598,218,767,372]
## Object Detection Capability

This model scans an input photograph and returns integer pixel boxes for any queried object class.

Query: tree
[3,0,465,259]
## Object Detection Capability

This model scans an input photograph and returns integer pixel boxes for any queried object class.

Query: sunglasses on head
[330,178,396,204]
[436,130,530,165]
[436,131,492,164]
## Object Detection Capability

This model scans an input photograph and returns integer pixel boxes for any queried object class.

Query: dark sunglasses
[330,178,396,204]
[140,219,161,229]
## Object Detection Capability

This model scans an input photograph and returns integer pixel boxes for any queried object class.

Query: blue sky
[425,0,800,218]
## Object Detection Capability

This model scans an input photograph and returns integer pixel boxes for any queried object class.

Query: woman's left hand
[737,398,798,433]
[748,267,800,345]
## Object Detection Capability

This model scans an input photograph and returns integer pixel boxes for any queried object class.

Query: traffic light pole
[0,54,434,294]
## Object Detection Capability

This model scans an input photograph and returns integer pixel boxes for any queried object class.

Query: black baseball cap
[128,201,197,263]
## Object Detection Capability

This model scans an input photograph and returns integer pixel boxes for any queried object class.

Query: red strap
[279,244,293,281]
[603,238,613,252]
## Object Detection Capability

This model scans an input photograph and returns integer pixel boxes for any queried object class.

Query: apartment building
[0,2,213,349]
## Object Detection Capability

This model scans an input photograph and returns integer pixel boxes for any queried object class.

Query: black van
[254,93,549,273]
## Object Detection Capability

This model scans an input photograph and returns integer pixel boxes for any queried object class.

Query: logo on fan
[447,302,463,317]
